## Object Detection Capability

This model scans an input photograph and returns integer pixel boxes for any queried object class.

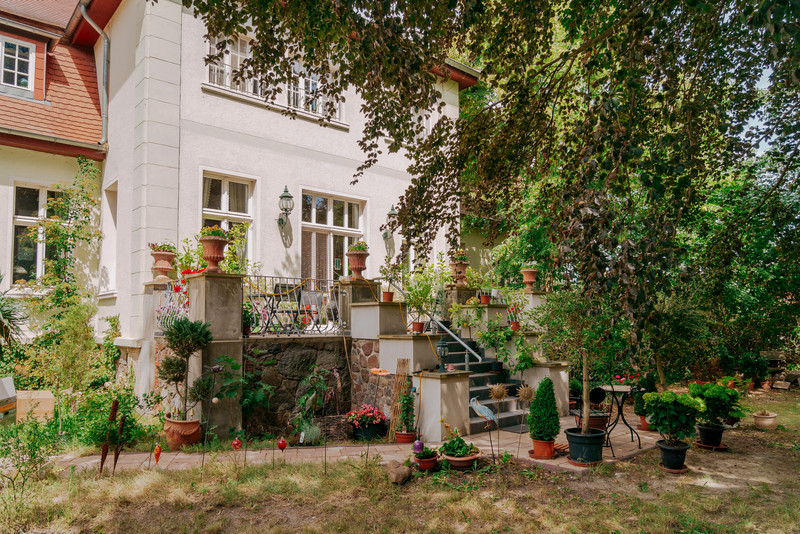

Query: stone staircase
[440,339,527,434]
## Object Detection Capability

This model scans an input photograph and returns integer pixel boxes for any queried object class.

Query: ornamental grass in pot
[528,377,560,459]
[157,318,213,450]
[688,382,744,448]
[439,423,480,469]
[643,391,706,472]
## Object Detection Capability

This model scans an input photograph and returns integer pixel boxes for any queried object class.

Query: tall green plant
[528,378,560,441]
[158,318,213,420]
[0,274,26,348]
[397,377,415,432]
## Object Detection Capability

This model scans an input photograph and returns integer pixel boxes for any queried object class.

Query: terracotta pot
[199,236,228,273]
[151,250,176,283]
[450,261,469,287]
[382,291,394,302]
[638,415,652,431]
[575,414,609,431]
[753,412,778,430]
[411,321,425,333]
[164,417,202,451]
[510,321,521,331]
[521,268,539,291]
[442,449,481,470]
[479,294,492,305]
[395,431,417,443]
[530,439,556,460]
[346,250,369,279]
[416,455,438,471]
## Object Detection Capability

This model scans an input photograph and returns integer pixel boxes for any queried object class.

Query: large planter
[564,427,605,467]
[199,236,228,273]
[416,455,438,471]
[656,440,690,472]
[442,449,481,470]
[574,414,609,431]
[151,250,177,283]
[164,417,202,451]
[753,412,778,430]
[346,250,369,279]
[697,424,725,447]
[354,424,381,441]
[450,261,469,287]
[530,439,556,460]
[395,431,417,443]
[521,268,539,291]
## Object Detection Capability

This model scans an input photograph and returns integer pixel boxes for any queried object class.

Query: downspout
[80,3,109,145]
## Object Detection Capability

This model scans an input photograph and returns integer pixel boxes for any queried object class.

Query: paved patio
[55,413,658,475]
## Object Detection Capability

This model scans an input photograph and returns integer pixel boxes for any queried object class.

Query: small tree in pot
[644,391,706,472]
[158,318,213,450]
[528,377,560,459]
[688,382,744,448]
[395,377,417,443]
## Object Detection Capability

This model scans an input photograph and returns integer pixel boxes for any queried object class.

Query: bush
[633,374,657,417]
[0,417,60,504]
[643,391,706,446]
[528,378,560,441]
[688,382,744,427]
[66,383,153,447]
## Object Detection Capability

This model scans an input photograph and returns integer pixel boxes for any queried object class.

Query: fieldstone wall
[243,337,352,433]
[351,339,396,421]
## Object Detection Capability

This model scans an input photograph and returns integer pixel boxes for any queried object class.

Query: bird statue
[470,397,498,429]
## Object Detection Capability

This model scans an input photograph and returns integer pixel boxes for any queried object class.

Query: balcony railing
[208,63,265,97]
[243,275,342,336]
[154,280,189,337]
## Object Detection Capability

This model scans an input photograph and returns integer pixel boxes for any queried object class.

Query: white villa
[0,0,479,386]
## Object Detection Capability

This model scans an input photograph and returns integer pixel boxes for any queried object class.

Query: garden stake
[516,384,535,459]
[272,437,276,469]
[201,367,221,475]
[112,414,127,475]
[99,399,119,478]
[147,437,158,468]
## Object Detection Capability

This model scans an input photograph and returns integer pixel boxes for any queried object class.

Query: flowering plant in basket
[346,404,386,428]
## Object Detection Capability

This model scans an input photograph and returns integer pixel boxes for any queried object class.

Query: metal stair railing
[383,279,483,371]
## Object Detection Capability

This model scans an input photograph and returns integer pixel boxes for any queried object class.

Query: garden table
[600,384,641,454]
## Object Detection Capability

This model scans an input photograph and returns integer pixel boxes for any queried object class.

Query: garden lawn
[2,391,799,534]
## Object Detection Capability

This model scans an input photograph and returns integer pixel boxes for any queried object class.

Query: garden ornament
[470,396,498,463]
[413,440,424,454]
[154,443,161,465]
[232,438,242,451]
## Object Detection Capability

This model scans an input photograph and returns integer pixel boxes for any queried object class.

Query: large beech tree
[181,0,799,430]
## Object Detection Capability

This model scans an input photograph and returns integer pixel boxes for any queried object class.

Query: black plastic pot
[657,440,690,470]
[564,427,605,466]
[437,320,452,333]
[697,424,725,447]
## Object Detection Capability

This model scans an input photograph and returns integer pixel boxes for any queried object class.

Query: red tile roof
[0,43,101,146]
[0,0,79,30]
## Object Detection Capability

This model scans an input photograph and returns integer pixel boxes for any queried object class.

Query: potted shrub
[157,318,213,450]
[379,255,403,302]
[752,409,778,430]
[198,226,229,273]
[346,403,386,441]
[403,265,434,333]
[449,303,480,347]
[395,378,417,443]
[242,301,258,338]
[688,382,744,448]
[465,267,496,303]
[633,374,657,431]
[528,377,560,459]
[439,423,480,469]
[346,240,369,279]
[477,317,513,372]
[449,247,470,287]
[415,446,438,471]
[149,241,177,282]
[644,391,706,472]
[520,261,539,291]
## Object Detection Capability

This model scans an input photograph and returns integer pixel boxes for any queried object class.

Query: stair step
[468,372,508,388]
[448,361,494,373]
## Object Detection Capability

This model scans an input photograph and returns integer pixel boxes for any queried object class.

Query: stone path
[56,414,658,475]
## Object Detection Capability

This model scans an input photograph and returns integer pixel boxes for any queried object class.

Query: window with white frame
[288,62,341,120]
[201,174,253,243]
[207,36,263,96]
[300,192,363,280]
[2,37,33,91]
[11,186,60,284]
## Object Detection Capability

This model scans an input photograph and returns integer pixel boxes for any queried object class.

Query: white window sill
[98,290,117,300]
[201,83,350,132]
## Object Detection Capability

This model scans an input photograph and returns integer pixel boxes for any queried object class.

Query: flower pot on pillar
[199,236,228,273]
[151,251,177,283]
[450,261,469,287]
[521,268,539,291]
[346,250,369,279]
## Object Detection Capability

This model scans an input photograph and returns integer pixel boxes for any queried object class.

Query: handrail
[382,279,483,370]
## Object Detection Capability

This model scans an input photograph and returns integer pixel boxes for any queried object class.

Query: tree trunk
[581,347,590,434]
[655,353,667,392]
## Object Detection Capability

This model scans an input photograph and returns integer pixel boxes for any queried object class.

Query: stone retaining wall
[243,337,352,433]
[350,339,396,421]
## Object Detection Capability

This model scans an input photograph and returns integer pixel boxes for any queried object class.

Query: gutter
[0,126,108,153]
[79,3,109,145]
